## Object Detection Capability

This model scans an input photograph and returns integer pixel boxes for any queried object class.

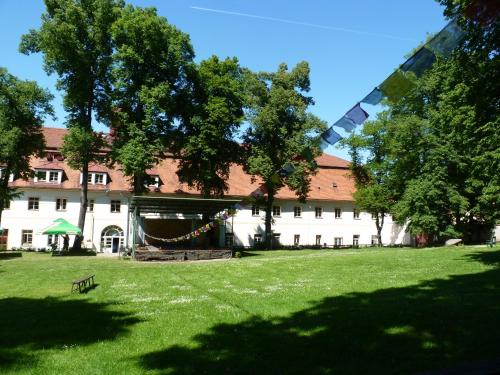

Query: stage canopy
[130,196,242,216]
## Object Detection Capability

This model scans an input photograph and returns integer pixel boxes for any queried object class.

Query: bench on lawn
[71,274,95,293]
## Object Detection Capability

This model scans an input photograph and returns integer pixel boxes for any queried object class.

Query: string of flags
[317,0,497,149]
[141,1,497,244]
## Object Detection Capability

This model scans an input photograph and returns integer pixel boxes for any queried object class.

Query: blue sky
[0,0,448,160]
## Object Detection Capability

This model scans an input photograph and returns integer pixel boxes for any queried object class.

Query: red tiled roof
[11,127,355,201]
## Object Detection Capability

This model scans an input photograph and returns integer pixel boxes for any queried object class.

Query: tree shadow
[0,297,141,369]
[139,250,500,374]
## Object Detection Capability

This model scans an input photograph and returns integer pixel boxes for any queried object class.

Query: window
[316,235,322,246]
[294,206,302,218]
[371,235,379,245]
[47,234,59,246]
[28,197,39,210]
[225,233,234,247]
[49,171,59,182]
[334,237,343,247]
[335,208,342,219]
[372,212,378,220]
[251,205,260,216]
[272,205,281,217]
[88,199,94,212]
[87,174,93,183]
[294,234,300,246]
[353,235,360,247]
[254,234,262,244]
[36,170,47,182]
[145,175,160,187]
[110,200,121,213]
[94,173,104,184]
[315,207,323,218]
[353,209,360,219]
[22,230,33,246]
[56,198,67,211]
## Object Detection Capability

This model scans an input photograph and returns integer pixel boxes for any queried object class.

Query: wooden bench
[71,274,95,293]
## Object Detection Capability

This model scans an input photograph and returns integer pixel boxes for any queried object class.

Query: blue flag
[345,103,369,125]
[321,127,342,145]
[333,116,356,132]
[361,88,384,105]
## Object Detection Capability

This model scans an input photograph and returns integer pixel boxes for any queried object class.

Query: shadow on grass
[0,297,141,370]
[139,249,500,375]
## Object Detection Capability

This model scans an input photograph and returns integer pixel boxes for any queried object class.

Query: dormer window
[0,168,14,182]
[145,175,160,188]
[34,169,62,184]
[83,172,107,185]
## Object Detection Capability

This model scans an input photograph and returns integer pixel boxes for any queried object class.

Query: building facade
[0,128,411,251]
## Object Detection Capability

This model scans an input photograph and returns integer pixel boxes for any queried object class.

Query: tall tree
[109,5,194,195]
[0,68,54,228]
[176,56,245,198]
[341,116,393,246]
[20,0,124,250]
[244,62,326,249]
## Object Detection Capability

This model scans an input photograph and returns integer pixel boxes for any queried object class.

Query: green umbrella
[42,218,82,235]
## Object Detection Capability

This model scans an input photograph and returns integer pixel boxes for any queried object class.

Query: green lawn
[1,247,499,374]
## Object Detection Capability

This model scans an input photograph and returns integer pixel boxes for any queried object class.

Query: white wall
[2,189,130,251]
[229,199,411,247]
[2,191,411,250]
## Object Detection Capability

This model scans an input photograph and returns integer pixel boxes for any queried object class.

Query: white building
[0,127,411,252]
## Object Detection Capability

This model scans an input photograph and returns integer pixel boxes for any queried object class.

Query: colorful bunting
[361,87,383,105]
[333,116,357,132]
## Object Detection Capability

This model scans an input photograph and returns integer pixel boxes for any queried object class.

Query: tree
[341,116,393,246]
[176,56,245,199]
[244,62,327,249]
[109,5,194,195]
[0,68,54,228]
[20,0,124,250]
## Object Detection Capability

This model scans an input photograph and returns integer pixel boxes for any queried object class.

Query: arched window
[101,225,124,253]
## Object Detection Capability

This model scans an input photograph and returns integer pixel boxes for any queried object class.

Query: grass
[0,246,499,374]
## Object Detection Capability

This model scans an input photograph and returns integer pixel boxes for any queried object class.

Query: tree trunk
[264,188,274,250]
[73,162,89,251]
[376,212,385,246]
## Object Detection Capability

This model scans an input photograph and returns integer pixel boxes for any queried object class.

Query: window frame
[315,235,322,246]
[334,208,342,219]
[353,234,360,247]
[315,207,323,218]
[251,205,260,216]
[353,209,360,220]
[28,197,39,211]
[88,199,94,212]
[294,234,300,246]
[21,229,33,246]
[272,205,281,217]
[334,237,343,247]
[294,206,302,218]
[56,198,67,211]
[110,200,121,213]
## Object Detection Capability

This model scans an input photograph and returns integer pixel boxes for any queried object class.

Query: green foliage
[244,62,327,247]
[0,68,53,222]
[20,0,125,248]
[61,127,106,170]
[355,3,500,243]
[109,4,194,194]
[176,56,246,198]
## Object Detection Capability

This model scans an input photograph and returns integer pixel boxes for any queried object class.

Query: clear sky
[0,0,448,160]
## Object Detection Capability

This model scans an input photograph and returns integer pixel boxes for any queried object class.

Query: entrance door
[112,237,120,253]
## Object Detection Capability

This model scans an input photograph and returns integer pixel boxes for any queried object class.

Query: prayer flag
[379,70,414,103]
[345,103,369,125]
[361,87,384,105]
[333,116,357,132]
[321,126,342,145]
[400,47,436,77]
[271,173,280,184]
[427,19,465,56]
